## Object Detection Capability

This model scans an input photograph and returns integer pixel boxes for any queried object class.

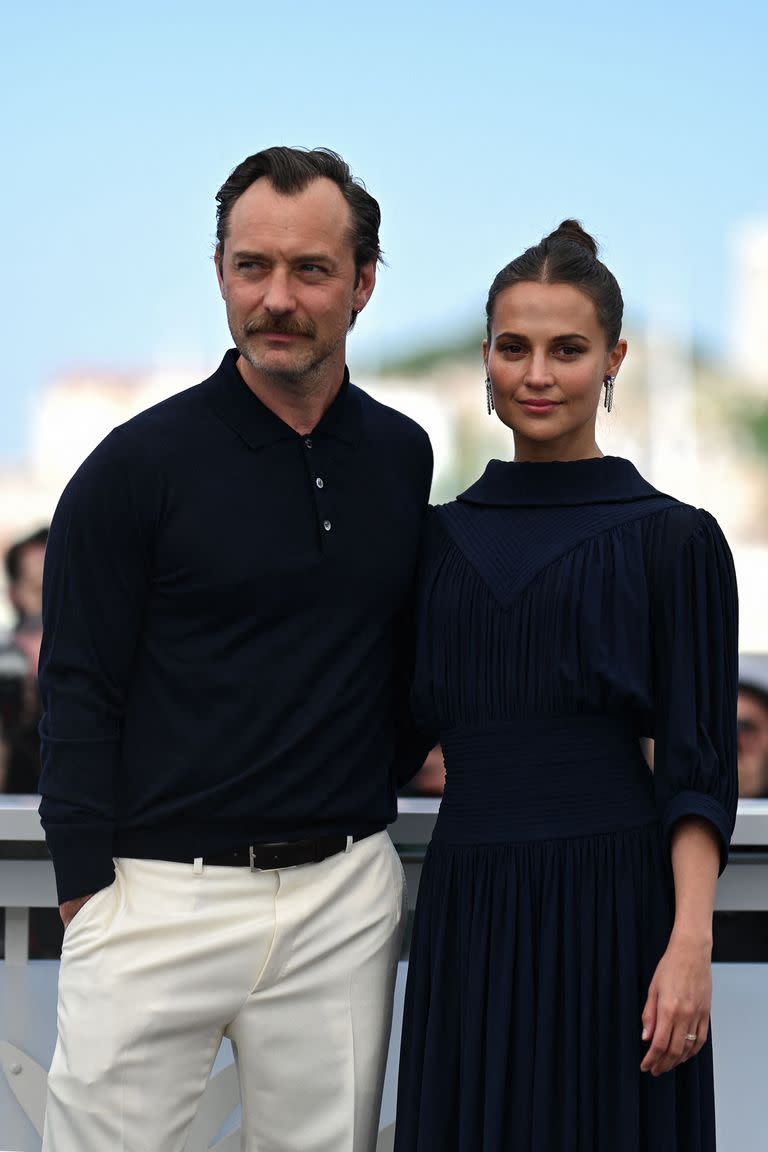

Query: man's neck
[235,354,346,436]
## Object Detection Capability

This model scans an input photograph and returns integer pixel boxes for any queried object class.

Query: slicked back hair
[215,146,382,275]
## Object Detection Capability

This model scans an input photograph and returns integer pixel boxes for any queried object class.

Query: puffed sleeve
[650,507,738,873]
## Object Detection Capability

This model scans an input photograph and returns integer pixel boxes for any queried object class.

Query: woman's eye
[559,345,582,357]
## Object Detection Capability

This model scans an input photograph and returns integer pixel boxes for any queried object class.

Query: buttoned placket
[302,435,336,548]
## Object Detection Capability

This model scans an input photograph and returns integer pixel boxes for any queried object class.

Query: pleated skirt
[394,718,716,1152]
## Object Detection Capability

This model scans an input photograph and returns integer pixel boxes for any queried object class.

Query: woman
[395,221,737,1152]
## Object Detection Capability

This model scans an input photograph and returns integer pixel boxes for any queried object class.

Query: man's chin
[238,345,312,382]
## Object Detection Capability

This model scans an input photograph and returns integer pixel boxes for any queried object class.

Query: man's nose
[263,270,296,314]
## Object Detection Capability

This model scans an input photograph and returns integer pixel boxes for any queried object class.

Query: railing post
[4,908,30,965]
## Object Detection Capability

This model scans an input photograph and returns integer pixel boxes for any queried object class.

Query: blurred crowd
[0,527,47,793]
[735,656,768,798]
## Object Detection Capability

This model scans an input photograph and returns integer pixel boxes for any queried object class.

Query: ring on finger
[684,1032,697,1043]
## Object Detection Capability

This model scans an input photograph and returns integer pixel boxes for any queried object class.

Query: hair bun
[551,219,598,258]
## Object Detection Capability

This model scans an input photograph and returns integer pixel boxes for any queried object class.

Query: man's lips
[245,322,315,340]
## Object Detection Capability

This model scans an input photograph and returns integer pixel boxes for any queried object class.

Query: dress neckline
[457,456,665,508]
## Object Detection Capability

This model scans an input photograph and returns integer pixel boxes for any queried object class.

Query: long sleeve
[394,455,436,788]
[38,429,155,902]
[404,509,449,774]
[650,508,739,873]
[393,593,438,787]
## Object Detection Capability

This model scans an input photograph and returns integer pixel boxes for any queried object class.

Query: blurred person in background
[38,146,432,1152]
[736,655,768,798]
[395,222,737,1152]
[0,526,63,959]
[0,526,48,793]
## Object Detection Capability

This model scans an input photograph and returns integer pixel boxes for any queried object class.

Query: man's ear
[353,259,377,315]
[214,246,226,299]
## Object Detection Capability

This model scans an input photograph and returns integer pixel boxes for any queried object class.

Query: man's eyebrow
[292,253,338,266]
[231,249,338,266]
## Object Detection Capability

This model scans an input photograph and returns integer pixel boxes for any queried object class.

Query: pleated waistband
[435,715,656,843]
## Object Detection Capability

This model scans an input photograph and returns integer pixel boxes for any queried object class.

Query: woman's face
[483,281,626,462]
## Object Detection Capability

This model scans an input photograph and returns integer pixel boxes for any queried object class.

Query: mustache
[244,316,316,338]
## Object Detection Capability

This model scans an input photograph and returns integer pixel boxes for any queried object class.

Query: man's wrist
[59,893,96,928]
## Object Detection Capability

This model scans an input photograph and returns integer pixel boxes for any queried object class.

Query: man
[0,527,47,793]
[736,655,768,797]
[38,147,433,1152]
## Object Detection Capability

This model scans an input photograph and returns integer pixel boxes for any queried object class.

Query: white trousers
[42,831,406,1152]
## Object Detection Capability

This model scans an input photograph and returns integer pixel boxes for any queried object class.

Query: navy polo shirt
[38,350,433,902]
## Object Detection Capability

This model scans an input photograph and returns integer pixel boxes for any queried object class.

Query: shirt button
[304,437,313,448]
[323,520,332,532]
[316,477,324,489]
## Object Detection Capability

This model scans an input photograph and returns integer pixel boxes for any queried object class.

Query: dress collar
[206,348,360,451]
[457,456,664,508]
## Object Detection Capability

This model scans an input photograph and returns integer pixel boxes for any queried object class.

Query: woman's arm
[640,816,720,1076]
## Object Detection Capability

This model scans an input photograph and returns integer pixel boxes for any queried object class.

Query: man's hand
[59,894,96,929]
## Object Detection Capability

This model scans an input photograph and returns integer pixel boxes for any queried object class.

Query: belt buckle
[249,841,289,871]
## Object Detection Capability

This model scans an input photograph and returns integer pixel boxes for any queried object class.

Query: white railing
[3,797,768,1152]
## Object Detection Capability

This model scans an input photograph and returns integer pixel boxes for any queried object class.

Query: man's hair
[5,527,49,585]
[215,146,383,274]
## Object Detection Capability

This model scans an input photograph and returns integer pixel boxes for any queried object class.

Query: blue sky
[1,0,766,458]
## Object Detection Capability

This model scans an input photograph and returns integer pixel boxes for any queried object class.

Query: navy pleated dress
[395,456,738,1152]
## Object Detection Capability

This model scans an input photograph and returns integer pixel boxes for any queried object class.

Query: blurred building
[1,321,768,642]
[730,221,768,388]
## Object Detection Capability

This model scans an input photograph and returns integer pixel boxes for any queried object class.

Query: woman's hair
[485,220,623,347]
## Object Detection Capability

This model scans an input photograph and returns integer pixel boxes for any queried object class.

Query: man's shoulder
[351,383,431,454]
[113,375,216,444]
[58,372,220,502]
[81,371,222,473]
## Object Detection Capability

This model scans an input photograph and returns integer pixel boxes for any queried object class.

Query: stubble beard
[230,310,348,392]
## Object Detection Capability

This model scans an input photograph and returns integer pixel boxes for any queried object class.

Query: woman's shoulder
[640,498,727,549]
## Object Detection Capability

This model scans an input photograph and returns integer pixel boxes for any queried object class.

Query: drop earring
[603,374,615,413]
[485,375,494,415]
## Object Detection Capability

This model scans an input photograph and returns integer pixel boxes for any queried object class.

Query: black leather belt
[182,829,380,871]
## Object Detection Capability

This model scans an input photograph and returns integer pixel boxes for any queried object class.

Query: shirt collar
[206,349,360,451]
[457,456,665,508]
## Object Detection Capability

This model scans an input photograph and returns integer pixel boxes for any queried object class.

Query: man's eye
[301,264,325,274]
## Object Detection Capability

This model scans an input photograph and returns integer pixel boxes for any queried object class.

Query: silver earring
[603,374,615,413]
[485,375,494,415]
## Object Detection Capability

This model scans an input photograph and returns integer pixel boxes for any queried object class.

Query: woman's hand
[640,928,712,1076]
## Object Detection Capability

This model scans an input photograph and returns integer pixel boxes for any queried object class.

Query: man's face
[10,542,45,624]
[737,688,768,797]
[215,177,376,389]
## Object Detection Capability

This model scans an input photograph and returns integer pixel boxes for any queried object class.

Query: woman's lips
[518,399,562,414]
